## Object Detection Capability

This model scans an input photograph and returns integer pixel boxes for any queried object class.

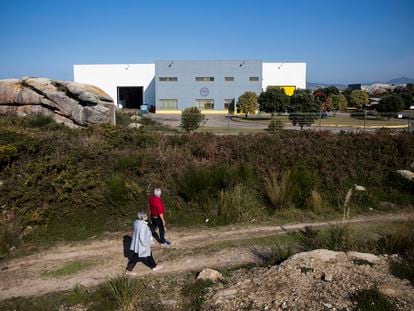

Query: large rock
[197,268,223,282]
[0,77,115,127]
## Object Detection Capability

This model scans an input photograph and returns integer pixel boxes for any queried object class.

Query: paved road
[146,113,409,133]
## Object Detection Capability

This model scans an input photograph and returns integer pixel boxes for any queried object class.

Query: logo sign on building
[200,87,209,97]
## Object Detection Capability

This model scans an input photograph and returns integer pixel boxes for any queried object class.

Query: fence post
[364,110,366,132]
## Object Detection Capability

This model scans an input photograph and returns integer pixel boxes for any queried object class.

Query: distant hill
[306,82,347,90]
[386,77,414,84]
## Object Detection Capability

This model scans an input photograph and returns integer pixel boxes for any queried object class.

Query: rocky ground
[203,249,414,311]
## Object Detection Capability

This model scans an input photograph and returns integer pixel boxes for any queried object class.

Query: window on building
[195,99,214,109]
[158,99,178,109]
[159,77,178,82]
[195,77,214,82]
[224,99,234,110]
[249,77,260,81]
[224,76,234,82]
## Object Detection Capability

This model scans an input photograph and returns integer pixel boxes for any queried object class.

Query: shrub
[177,164,254,203]
[289,167,317,209]
[181,107,205,132]
[0,144,18,167]
[106,174,129,215]
[27,114,55,128]
[351,288,395,311]
[114,152,143,174]
[267,118,284,132]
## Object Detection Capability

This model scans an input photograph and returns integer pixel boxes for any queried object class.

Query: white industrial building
[74,60,306,113]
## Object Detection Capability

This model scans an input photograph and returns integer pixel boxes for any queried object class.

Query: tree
[328,94,347,115]
[349,90,369,109]
[376,94,405,120]
[237,91,258,118]
[400,93,413,110]
[180,107,205,132]
[258,87,290,115]
[288,89,320,130]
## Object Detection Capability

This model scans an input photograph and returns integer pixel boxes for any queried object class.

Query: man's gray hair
[154,188,162,197]
[137,211,148,221]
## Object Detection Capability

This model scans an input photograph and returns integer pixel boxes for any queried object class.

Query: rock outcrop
[0,77,115,127]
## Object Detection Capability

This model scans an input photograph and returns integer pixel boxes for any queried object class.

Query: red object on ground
[149,196,165,217]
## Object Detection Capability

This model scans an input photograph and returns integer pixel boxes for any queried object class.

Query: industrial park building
[73,60,306,113]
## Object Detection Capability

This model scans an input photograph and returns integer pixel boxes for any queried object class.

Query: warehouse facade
[74,60,306,113]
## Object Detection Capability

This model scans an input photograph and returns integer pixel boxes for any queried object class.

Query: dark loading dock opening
[117,86,143,109]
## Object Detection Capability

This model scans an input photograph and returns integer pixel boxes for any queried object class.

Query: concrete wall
[73,64,155,107]
[155,60,262,113]
[262,62,307,91]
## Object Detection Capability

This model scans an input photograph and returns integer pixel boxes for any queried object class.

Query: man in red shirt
[149,188,171,246]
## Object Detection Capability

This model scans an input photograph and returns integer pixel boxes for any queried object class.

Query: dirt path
[0,213,411,300]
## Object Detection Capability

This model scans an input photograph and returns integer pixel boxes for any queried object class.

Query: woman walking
[125,211,163,276]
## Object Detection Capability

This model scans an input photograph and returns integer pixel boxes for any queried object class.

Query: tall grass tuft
[298,226,320,251]
[263,170,293,210]
[102,276,141,311]
[248,240,293,266]
[324,224,353,251]
[217,184,264,224]
[0,222,21,255]
[351,288,395,311]
[306,189,323,212]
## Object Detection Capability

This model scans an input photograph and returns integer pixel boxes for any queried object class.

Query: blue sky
[1,0,413,84]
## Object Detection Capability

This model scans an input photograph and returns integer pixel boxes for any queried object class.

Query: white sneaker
[125,270,137,276]
[152,265,163,271]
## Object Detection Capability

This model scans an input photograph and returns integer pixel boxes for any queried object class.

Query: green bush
[289,167,317,209]
[0,144,18,167]
[267,118,284,132]
[177,164,254,203]
[27,114,55,128]
[106,174,129,215]
[181,107,205,132]
[323,224,353,251]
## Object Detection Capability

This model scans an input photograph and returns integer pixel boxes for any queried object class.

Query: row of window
[158,76,260,82]
[158,99,235,110]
